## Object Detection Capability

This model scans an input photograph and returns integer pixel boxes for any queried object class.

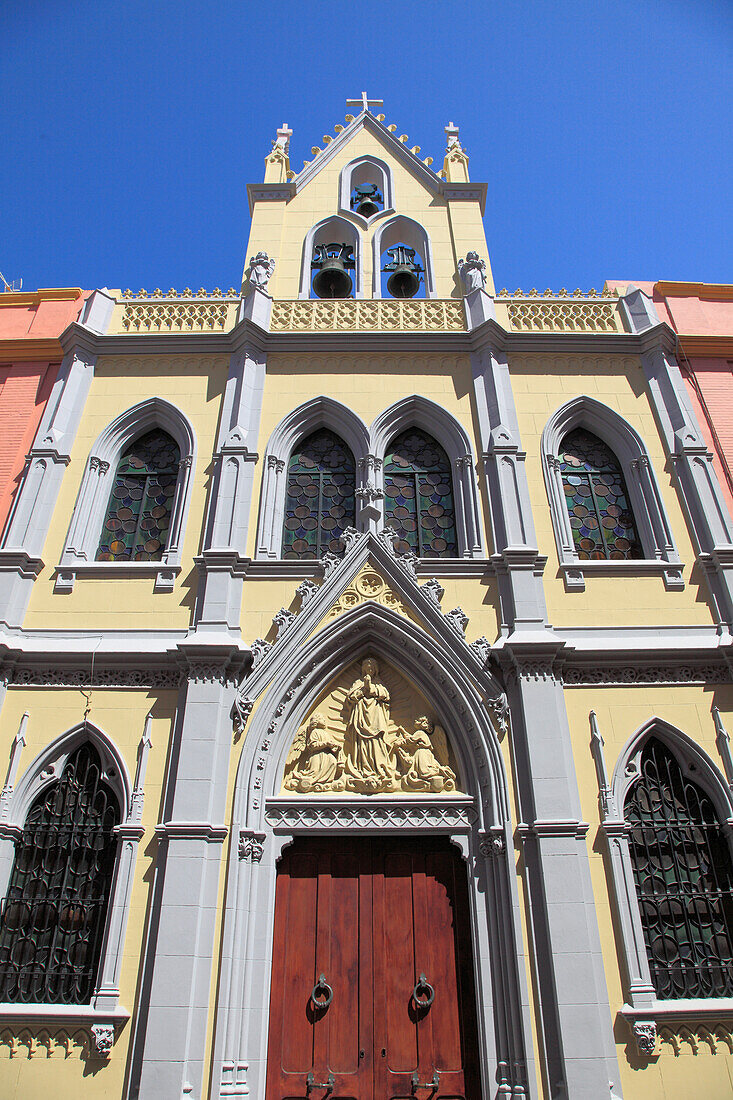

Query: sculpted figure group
[284,657,457,795]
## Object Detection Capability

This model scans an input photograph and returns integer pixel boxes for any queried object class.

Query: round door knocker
[413,972,435,1009]
[311,972,333,1010]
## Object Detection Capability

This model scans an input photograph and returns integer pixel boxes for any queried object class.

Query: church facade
[1,100,733,1100]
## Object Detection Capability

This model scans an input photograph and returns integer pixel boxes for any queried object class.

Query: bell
[351,183,383,219]
[311,243,355,299]
[383,245,422,299]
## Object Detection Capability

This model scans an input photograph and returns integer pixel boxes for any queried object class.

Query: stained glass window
[559,428,642,560]
[96,429,180,562]
[626,738,733,999]
[282,429,356,559]
[384,429,457,557]
[0,743,120,1004]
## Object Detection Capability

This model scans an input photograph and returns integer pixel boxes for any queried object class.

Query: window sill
[620,1000,733,1055]
[559,559,684,592]
[54,562,181,593]
[0,1003,130,1022]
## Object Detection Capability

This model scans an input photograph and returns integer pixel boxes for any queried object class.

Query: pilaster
[0,337,96,626]
[129,645,246,1100]
[500,648,622,1099]
[195,344,266,631]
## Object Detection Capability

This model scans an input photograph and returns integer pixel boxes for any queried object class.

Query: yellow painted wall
[565,683,733,1099]
[245,351,490,558]
[0,686,177,1098]
[24,355,229,630]
[511,354,718,627]
[247,126,492,300]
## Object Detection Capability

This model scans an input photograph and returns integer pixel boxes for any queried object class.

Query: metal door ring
[413,972,435,1008]
[310,972,333,1009]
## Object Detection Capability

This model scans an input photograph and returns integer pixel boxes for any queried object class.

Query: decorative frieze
[270,298,466,333]
[563,663,729,686]
[6,666,181,689]
[266,799,477,831]
[658,1022,733,1056]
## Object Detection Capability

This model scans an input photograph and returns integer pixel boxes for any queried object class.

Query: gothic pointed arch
[600,717,733,1012]
[255,397,369,559]
[59,397,197,590]
[370,396,482,557]
[338,154,395,227]
[0,722,141,1013]
[372,214,436,298]
[299,214,363,299]
[541,395,682,589]
[213,599,534,1100]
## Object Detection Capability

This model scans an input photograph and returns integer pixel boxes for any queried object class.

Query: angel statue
[458,251,487,293]
[395,716,457,793]
[343,657,397,793]
[246,251,276,291]
[283,712,345,793]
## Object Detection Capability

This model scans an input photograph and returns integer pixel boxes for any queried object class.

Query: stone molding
[265,797,478,832]
[238,829,266,861]
[562,662,729,686]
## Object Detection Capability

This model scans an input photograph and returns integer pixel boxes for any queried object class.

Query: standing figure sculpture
[246,251,276,291]
[458,251,487,293]
[344,658,396,792]
[283,712,345,793]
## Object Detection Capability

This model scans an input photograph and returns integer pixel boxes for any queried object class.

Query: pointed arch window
[282,429,356,559]
[560,428,642,560]
[625,738,733,999]
[0,742,120,1004]
[384,429,457,557]
[96,428,180,562]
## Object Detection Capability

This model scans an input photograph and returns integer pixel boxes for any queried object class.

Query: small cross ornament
[275,123,292,149]
[346,92,384,114]
[445,121,460,148]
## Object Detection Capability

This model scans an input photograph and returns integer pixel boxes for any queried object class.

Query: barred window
[559,428,642,560]
[282,429,356,559]
[0,743,120,1004]
[384,429,457,557]
[96,428,180,562]
[626,738,733,999]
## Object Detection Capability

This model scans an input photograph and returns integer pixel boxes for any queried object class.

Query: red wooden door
[265,837,481,1100]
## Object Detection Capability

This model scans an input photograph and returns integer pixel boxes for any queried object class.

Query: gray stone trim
[58,397,196,593]
[541,394,683,592]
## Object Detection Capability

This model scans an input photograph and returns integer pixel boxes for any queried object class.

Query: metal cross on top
[346,92,384,114]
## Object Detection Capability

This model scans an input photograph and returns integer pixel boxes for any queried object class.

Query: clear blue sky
[2,1,731,294]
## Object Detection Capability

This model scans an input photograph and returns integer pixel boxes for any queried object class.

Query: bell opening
[350,183,383,220]
[312,243,356,300]
[382,244,424,300]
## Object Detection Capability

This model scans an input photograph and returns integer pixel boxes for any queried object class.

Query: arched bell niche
[338,154,394,226]
[281,654,462,795]
[299,215,362,299]
[372,214,435,299]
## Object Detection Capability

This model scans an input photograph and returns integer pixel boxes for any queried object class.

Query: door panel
[266,838,481,1100]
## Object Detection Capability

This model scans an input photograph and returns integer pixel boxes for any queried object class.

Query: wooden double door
[265,837,481,1100]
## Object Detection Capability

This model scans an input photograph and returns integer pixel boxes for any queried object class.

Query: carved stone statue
[395,716,456,792]
[458,251,487,293]
[343,658,397,793]
[283,712,345,793]
[246,251,275,291]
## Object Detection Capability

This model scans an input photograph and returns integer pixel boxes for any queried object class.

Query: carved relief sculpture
[282,656,461,796]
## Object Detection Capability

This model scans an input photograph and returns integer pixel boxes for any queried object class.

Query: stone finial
[274,123,292,150]
[445,121,461,149]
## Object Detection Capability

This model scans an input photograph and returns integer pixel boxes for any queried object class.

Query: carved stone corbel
[631,1019,657,1056]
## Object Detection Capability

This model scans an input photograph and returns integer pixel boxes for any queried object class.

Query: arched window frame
[255,398,369,561]
[541,396,683,591]
[299,215,363,300]
[370,396,483,559]
[593,716,733,1043]
[338,155,395,228]
[371,215,436,299]
[57,398,196,593]
[0,722,146,1021]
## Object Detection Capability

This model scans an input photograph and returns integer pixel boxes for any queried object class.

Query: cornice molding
[0,339,64,363]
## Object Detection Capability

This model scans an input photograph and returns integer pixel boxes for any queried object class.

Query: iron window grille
[0,742,120,1004]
